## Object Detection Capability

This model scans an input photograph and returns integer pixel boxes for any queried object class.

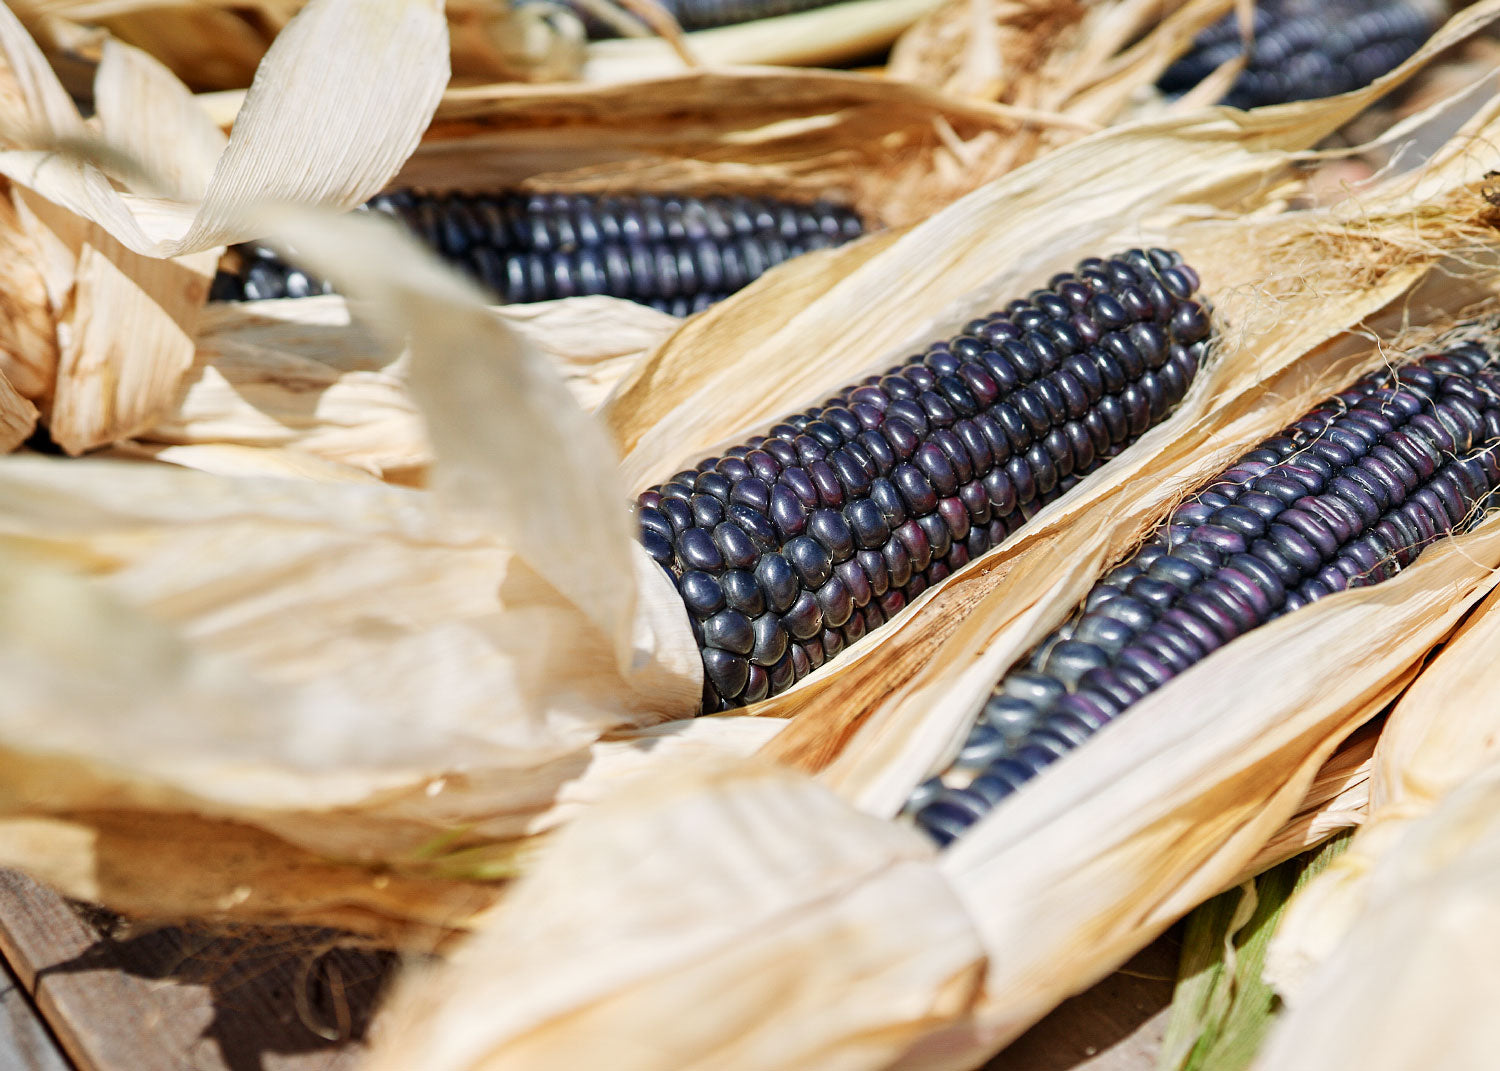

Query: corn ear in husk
[1256,718,1500,1068]
[361,50,1500,1069]
[0,0,1497,954]
[1260,579,1500,1031]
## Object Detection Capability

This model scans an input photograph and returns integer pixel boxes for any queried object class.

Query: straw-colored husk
[0,0,449,453]
[135,293,676,478]
[12,0,947,87]
[1264,579,1500,1004]
[1255,760,1500,1071]
[0,6,1495,1051]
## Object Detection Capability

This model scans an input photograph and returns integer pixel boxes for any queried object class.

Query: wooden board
[0,949,71,1071]
[0,870,397,1071]
[0,865,1176,1071]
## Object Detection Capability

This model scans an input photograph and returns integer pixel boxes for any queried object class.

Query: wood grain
[0,870,398,1071]
[0,950,71,1071]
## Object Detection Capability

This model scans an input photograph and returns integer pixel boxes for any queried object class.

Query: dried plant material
[1265,579,1500,1000]
[1161,833,1352,1071]
[0,208,702,938]
[348,77,1500,1066]
[0,367,37,451]
[367,760,987,1071]
[0,811,497,943]
[0,182,57,400]
[0,0,449,453]
[135,293,671,478]
[18,0,585,87]
[1230,727,1376,885]
[1255,760,1500,1071]
[581,0,946,80]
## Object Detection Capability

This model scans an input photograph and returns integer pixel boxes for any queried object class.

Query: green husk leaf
[1160,832,1354,1071]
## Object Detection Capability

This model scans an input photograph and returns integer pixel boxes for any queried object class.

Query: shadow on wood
[37,909,400,1071]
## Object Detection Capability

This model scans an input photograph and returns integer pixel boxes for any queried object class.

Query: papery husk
[17,0,940,87]
[1,2,1495,952]
[1264,580,1500,1001]
[0,0,449,453]
[0,209,716,941]
[360,67,1500,1069]
[133,293,674,478]
[12,1,582,88]
[367,760,988,1071]
[1253,757,1500,1071]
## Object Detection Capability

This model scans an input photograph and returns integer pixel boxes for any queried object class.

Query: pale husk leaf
[0,0,449,452]
[135,293,676,478]
[366,760,986,1071]
[0,366,37,450]
[1254,759,1500,1071]
[1265,579,1500,1000]
[0,0,448,258]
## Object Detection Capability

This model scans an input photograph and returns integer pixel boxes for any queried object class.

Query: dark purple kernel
[784,535,833,588]
[702,647,750,698]
[769,485,807,538]
[713,522,758,569]
[807,459,845,508]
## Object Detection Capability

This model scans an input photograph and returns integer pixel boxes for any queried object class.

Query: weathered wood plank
[0,870,395,1071]
[0,952,72,1071]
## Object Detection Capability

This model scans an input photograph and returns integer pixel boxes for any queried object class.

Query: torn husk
[0,0,449,453]
[1254,755,1500,1071]
[1264,579,1500,1003]
[361,90,1500,1071]
[11,1,583,88]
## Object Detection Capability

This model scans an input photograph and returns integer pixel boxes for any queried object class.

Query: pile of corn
[4,1,1500,1070]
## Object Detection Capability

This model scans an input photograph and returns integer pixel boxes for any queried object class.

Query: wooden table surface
[0,869,1178,1071]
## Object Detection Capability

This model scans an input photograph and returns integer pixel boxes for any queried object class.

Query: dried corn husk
[0,0,1496,965]
[1263,579,1500,1001]
[135,294,675,478]
[0,0,449,453]
[358,40,1500,1067]
[11,1,582,87]
[1255,759,1500,1071]
[14,0,944,86]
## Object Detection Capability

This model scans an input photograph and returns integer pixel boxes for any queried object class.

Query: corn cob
[1157,0,1434,110]
[908,339,1500,845]
[209,189,865,315]
[554,0,848,37]
[639,249,1213,713]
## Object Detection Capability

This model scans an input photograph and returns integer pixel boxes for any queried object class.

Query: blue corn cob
[209,189,865,316]
[636,249,1213,712]
[555,0,849,37]
[909,338,1500,846]
[1157,0,1435,110]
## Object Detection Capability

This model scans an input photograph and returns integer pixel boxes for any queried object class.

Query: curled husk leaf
[0,0,449,452]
